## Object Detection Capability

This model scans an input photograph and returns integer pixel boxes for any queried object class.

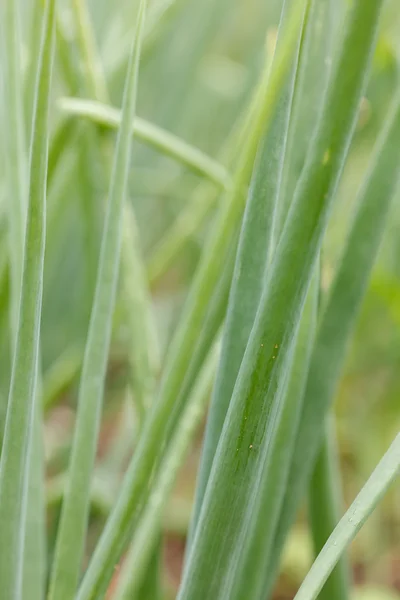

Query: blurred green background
[1,0,400,598]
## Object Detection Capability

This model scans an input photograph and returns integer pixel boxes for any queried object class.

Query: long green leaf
[178,1,384,598]
[309,416,350,600]
[57,0,160,427]
[1,1,48,599]
[47,2,148,597]
[234,270,319,600]
[270,85,400,592]
[23,405,46,600]
[295,434,400,600]
[278,0,340,228]
[77,6,305,599]
[190,0,304,537]
[256,0,344,595]
[0,0,56,597]
[59,97,232,189]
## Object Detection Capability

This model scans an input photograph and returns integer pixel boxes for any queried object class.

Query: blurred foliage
[1,0,400,597]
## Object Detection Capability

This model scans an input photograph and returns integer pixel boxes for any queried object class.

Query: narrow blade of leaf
[294,434,400,600]
[59,97,232,189]
[190,0,304,539]
[0,0,56,596]
[232,270,319,600]
[1,1,48,599]
[47,2,148,597]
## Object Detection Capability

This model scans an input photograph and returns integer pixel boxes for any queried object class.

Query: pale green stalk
[47,2,148,598]
[2,8,45,600]
[295,434,400,600]
[191,0,303,533]
[23,5,51,597]
[59,97,231,189]
[23,406,46,600]
[64,0,161,425]
[106,0,182,76]
[2,1,48,597]
[278,0,339,228]
[0,0,56,598]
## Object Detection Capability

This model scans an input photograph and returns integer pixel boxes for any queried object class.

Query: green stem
[59,97,232,189]
[0,0,56,596]
[295,434,400,600]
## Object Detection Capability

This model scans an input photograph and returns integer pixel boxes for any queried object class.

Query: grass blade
[278,0,340,228]
[77,6,306,598]
[190,0,304,537]
[294,433,400,600]
[1,3,48,597]
[233,270,319,600]
[0,0,56,596]
[23,406,46,600]
[309,416,350,600]
[178,1,384,597]
[59,97,232,189]
[271,85,400,590]
[58,0,161,427]
[47,1,148,597]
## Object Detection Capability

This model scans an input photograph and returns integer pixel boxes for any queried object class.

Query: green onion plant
[0,0,399,599]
